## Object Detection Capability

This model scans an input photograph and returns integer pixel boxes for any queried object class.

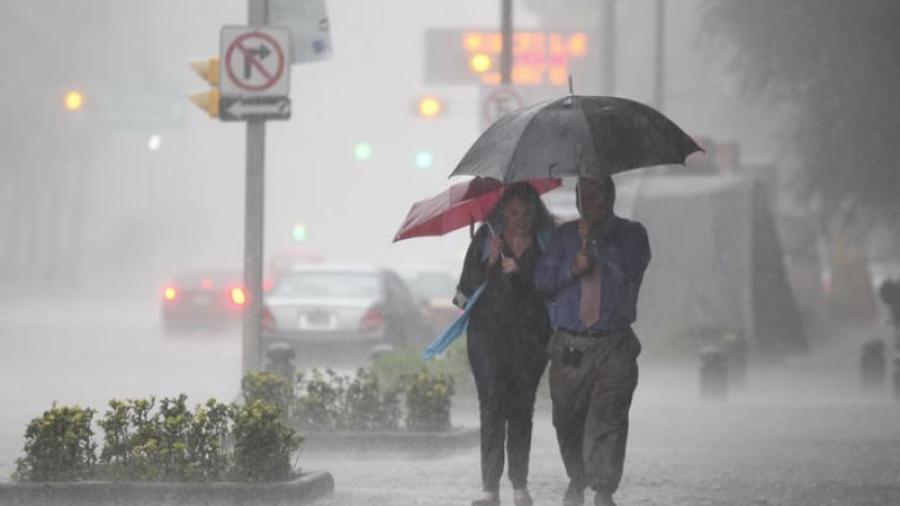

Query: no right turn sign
[220,26,291,98]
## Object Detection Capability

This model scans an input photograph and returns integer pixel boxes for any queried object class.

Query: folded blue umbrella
[422,283,486,360]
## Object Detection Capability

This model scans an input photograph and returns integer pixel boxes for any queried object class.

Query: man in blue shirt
[534,176,651,506]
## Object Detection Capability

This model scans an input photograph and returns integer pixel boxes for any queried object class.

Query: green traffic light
[292,223,307,242]
[415,150,434,170]
[354,143,373,161]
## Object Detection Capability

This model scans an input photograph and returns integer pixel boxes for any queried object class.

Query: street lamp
[64,90,84,111]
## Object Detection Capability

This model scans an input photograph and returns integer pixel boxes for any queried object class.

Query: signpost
[190,0,333,375]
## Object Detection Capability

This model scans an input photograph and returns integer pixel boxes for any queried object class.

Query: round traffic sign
[482,86,525,127]
[224,31,286,92]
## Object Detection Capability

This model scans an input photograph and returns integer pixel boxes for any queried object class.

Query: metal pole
[242,0,268,375]
[500,0,513,85]
[600,0,616,95]
[654,0,666,111]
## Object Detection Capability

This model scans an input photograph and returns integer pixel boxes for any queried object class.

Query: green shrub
[241,372,294,415]
[13,404,96,482]
[372,339,472,394]
[96,398,155,480]
[402,369,455,432]
[340,368,401,431]
[184,399,233,481]
[232,400,302,482]
[16,393,294,483]
[290,367,455,432]
[292,368,401,431]
[293,368,346,430]
[96,395,233,482]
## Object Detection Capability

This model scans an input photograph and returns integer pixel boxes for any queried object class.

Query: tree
[701,1,900,224]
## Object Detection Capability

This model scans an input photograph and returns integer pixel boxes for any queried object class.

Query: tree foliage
[701,0,900,222]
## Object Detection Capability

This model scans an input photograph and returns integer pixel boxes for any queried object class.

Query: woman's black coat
[457,225,551,414]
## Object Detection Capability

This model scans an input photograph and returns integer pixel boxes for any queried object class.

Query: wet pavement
[309,389,900,506]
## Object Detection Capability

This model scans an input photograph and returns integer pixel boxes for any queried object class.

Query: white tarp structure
[545,173,808,358]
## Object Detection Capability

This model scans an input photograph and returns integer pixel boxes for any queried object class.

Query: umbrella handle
[484,220,506,262]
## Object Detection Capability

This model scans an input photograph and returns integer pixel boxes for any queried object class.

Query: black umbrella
[449,95,703,183]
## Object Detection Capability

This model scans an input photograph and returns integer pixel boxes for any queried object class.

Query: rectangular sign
[268,0,333,65]
[425,28,593,88]
[220,96,291,122]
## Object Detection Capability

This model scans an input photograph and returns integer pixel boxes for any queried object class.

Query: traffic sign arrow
[220,96,291,121]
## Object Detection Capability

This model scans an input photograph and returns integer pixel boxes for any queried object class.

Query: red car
[160,269,246,333]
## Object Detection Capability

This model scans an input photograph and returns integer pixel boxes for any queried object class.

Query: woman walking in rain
[455,182,555,506]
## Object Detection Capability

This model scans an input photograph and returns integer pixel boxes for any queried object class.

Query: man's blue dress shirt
[534,214,651,332]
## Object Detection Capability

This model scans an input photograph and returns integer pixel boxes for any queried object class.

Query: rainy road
[2,298,900,505]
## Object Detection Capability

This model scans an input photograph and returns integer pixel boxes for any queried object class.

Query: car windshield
[406,272,456,299]
[272,271,381,299]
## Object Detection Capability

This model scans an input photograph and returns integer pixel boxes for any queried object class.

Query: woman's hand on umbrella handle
[502,257,518,274]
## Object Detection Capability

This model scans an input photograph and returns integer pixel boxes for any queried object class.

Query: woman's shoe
[562,480,585,506]
[513,488,533,506]
[471,491,500,506]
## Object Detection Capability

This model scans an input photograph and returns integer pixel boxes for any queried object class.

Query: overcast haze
[0,0,786,291]
[3,2,900,505]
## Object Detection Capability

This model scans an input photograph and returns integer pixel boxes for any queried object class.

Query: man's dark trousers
[548,327,640,495]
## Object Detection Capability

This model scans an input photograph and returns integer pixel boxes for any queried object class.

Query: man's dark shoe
[471,492,500,506]
[593,490,616,506]
[562,480,585,506]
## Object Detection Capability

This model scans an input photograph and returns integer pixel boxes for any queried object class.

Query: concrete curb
[0,470,334,506]
[301,426,480,452]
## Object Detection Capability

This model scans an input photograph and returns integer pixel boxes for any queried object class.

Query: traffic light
[189,57,220,118]
[415,96,444,118]
[292,223,307,242]
[354,142,373,161]
[414,150,434,170]
[64,90,84,111]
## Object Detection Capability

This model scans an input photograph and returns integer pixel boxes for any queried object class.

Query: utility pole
[500,0,513,85]
[654,0,666,111]
[600,0,616,95]
[243,0,268,374]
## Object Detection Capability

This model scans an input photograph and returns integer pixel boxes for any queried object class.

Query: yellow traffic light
[64,90,84,111]
[190,57,219,86]
[189,57,220,118]
[417,96,443,118]
[469,53,492,74]
[189,89,220,118]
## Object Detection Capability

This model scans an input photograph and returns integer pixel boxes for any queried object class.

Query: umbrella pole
[577,181,588,252]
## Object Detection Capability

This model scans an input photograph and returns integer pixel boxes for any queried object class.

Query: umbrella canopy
[393,177,560,242]
[449,95,703,183]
